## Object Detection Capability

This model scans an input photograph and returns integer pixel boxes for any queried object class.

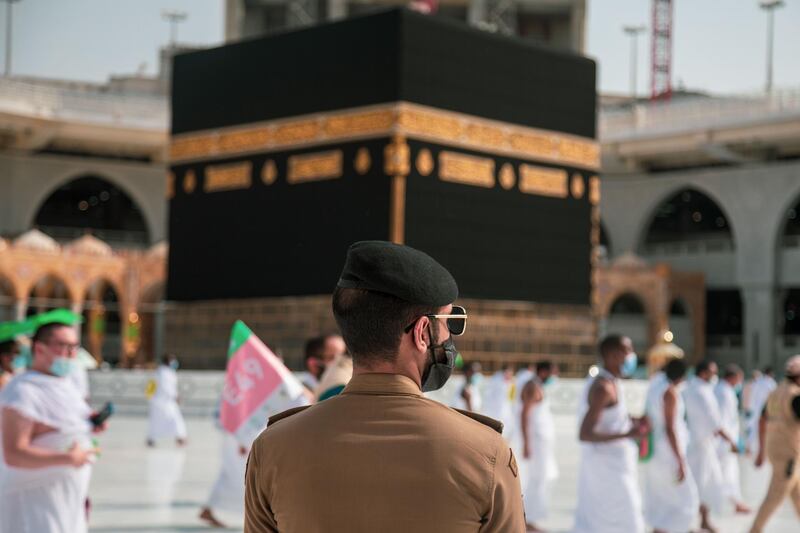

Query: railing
[0,78,168,130]
[600,87,800,140]
[87,370,651,417]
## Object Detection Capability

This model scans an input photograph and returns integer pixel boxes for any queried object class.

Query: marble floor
[87,414,798,532]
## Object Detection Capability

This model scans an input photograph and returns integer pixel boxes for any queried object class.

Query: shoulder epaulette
[267,405,311,428]
[453,408,504,434]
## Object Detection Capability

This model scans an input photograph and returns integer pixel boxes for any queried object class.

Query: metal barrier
[88,369,650,418]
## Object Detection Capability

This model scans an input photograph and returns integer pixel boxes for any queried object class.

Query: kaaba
[166,8,600,371]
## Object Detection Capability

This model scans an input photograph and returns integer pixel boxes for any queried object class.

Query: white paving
[88,414,798,532]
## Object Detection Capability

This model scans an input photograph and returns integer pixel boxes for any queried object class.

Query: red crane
[651,0,673,100]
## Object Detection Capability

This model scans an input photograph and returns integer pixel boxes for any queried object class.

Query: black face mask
[420,326,458,392]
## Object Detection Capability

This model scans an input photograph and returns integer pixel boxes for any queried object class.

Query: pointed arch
[31,174,150,246]
[639,187,735,253]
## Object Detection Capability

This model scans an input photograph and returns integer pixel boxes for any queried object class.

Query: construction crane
[650,0,673,100]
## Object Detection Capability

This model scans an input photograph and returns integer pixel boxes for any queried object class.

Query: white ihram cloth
[643,378,698,532]
[511,369,534,452]
[0,371,93,533]
[66,364,90,400]
[205,432,249,515]
[519,377,559,524]
[684,378,725,512]
[644,372,667,411]
[483,372,515,440]
[147,365,187,441]
[452,381,482,413]
[746,375,776,453]
[714,380,743,501]
[573,369,644,533]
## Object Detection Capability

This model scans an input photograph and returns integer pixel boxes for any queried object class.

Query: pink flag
[220,321,308,443]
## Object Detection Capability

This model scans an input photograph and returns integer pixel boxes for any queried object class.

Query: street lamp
[2,0,22,77]
[760,0,784,94]
[623,24,647,100]
[162,9,188,48]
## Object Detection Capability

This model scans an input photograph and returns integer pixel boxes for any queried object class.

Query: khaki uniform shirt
[245,373,525,533]
[765,380,800,461]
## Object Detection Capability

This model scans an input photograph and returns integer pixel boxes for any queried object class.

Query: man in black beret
[244,241,525,532]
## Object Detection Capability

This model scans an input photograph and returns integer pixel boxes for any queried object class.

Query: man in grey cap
[244,241,525,532]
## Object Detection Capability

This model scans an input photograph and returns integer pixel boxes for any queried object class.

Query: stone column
[122,307,141,368]
[650,267,671,348]
[71,301,84,343]
[570,0,587,52]
[468,0,487,26]
[224,0,245,42]
[86,305,105,364]
[326,0,347,21]
[154,301,166,364]
[742,285,777,374]
[14,298,27,321]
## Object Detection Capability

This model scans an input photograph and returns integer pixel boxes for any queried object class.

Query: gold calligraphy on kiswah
[287,151,343,184]
[438,151,496,188]
[204,162,253,192]
[519,164,568,198]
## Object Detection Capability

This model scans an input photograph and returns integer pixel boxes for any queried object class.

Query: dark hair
[536,360,553,373]
[664,358,687,382]
[695,359,716,375]
[599,334,626,358]
[763,366,774,376]
[723,364,742,379]
[0,340,18,356]
[332,287,437,366]
[161,353,177,365]
[32,322,72,345]
[304,336,326,362]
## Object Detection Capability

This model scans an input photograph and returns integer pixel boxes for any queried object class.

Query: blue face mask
[621,352,638,377]
[12,350,31,372]
[169,360,180,370]
[734,383,743,394]
[544,375,559,387]
[49,357,75,377]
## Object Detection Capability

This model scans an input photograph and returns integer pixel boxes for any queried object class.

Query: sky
[587,0,800,95]
[7,0,800,95]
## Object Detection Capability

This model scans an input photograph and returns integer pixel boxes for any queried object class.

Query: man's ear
[412,316,430,352]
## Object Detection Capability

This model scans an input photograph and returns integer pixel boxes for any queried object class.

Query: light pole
[161,9,188,48]
[623,24,647,100]
[2,0,21,77]
[760,0,784,94]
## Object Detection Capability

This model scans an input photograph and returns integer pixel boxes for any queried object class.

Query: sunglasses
[404,305,468,336]
[42,340,80,354]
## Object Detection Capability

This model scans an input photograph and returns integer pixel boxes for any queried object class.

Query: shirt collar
[342,373,423,397]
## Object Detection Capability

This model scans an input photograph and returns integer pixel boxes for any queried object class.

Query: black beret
[336,241,458,306]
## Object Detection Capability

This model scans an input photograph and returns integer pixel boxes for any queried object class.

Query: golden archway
[0,231,166,366]
[596,253,705,363]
